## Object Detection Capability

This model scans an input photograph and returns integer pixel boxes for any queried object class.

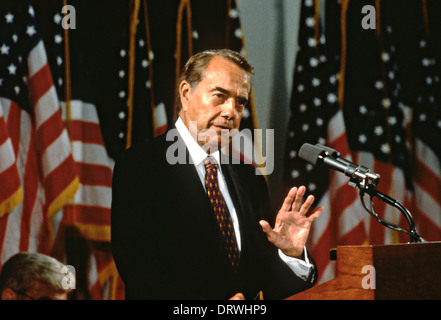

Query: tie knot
[204,156,217,174]
[204,156,218,169]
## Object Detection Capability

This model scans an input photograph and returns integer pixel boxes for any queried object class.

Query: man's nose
[221,98,236,119]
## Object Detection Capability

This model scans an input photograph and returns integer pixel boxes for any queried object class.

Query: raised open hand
[259,186,323,258]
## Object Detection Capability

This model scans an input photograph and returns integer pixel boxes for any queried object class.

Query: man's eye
[238,99,247,107]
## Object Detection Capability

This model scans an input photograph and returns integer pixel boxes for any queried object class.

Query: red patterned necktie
[204,156,240,271]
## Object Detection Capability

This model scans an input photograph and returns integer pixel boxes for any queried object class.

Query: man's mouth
[211,124,232,130]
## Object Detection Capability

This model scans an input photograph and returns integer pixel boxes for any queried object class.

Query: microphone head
[299,143,324,165]
[315,144,340,158]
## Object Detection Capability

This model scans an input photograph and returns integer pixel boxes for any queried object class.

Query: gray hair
[175,48,254,112]
[0,252,70,297]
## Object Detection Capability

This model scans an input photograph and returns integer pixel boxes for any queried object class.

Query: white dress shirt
[175,117,314,281]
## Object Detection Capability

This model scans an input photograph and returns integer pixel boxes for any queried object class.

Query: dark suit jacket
[111,129,317,299]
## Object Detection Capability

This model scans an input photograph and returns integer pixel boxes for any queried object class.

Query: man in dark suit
[111,49,324,300]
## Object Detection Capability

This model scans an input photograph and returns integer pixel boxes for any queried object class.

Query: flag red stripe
[0,214,9,261]
[155,124,167,137]
[36,218,53,255]
[338,221,367,245]
[397,213,411,243]
[89,281,104,299]
[0,120,9,144]
[42,155,77,203]
[75,163,112,186]
[19,132,39,252]
[414,157,441,208]
[35,109,66,153]
[310,225,334,279]
[411,205,441,241]
[0,165,21,201]
[64,205,111,226]
[93,250,116,274]
[329,132,350,157]
[369,160,396,244]
[329,179,357,221]
[70,120,105,145]
[5,101,21,158]
[28,63,53,107]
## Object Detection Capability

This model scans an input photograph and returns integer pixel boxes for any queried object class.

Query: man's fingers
[281,187,297,212]
[283,186,309,213]
[259,220,276,242]
[292,186,306,211]
[308,205,324,220]
[299,194,315,215]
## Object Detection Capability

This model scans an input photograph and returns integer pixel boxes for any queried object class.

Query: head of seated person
[0,252,73,300]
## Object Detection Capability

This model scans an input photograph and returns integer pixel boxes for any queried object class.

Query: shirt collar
[175,117,221,167]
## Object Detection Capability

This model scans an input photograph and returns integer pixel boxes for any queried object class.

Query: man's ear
[179,81,191,111]
[1,288,19,300]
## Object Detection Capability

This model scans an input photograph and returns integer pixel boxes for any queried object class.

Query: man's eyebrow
[210,86,230,94]
[210,86,249,102]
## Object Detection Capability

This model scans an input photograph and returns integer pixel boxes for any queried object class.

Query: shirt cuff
[278,247,315,282]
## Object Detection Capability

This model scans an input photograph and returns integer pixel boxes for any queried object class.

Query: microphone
[298,143,380,189]
[298,143,425,243]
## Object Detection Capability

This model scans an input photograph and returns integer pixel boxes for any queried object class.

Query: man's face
[179,56,251,151]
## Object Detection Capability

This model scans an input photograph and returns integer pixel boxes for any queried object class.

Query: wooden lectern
[287,241,441,300]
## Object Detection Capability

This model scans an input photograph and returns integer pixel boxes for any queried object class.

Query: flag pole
[126,0,141,149]
[421,0,430,37]
[338,0,349,109]
[174,0,193,122]
[63,0,72,141]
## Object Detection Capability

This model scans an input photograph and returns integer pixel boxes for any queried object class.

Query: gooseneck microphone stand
[350,176,425,243]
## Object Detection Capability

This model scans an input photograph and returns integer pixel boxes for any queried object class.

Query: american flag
[31,0,124,299]
[0,98,21,219]
[406,15,441,244]
[0,0,78,265]
[284,0,441,284]
[284,0,359,283]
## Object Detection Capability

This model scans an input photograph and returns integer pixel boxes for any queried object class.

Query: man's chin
[200,138,232,154]
[197,128,237,153]
[201,141,222,154]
